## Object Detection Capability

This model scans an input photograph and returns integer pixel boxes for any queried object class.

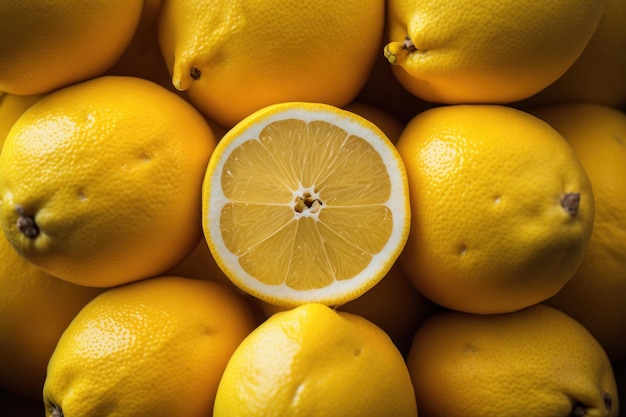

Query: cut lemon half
[202,102,410,307]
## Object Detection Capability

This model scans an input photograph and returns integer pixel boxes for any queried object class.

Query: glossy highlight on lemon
[202,102,410,307]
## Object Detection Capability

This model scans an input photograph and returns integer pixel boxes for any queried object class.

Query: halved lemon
[202,102,410,307]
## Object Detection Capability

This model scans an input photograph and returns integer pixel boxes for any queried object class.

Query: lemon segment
[203,102,410,307]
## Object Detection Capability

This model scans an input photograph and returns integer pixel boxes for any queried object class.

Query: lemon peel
[383,37,417,65]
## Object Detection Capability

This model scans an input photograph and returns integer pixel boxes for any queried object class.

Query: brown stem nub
[190,67,201,80]
[50,404,64,417]
[602,391,612,412]
[561,192,580,216]
[571,403,586,417]
[15,205,39,238]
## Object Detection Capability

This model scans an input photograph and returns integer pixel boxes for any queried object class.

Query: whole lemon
[0,0,143,95]
[214,303,418,416]
[0,233,102,400]
[384,0,606,103]
[396,104,594,314]
[43,276,258,417]
[158,0,384,127]
[407,304,618,417]
[0,76,217,287]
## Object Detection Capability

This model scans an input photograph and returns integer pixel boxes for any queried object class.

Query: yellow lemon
[383,0,606,104]
[167,239,231,284]
[356,46,437,123]
[396,104,594,314]
[0,0,143,95]
[343,101,406,144]
[259,263,434,356]
[158,0,384,127]
[530,103,626,363]
[0,93,43,143]
[0,76,217,287]
[336,262,434,356]
[407,304,619,417]
[0,233,102,400]
[213,303,418,417]
[105,0,179,95]
[202,102,411,307]
[519,0,626,107]
[43,276,258,417]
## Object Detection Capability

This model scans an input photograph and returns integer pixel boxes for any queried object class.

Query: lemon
[259,263,433,356]
[0,76,217,287]
[407,304,618,417]
[0,0,143,95]
[342,101,406,144]
[395,104,594,314]
[530,103,626,363]
[43,276,258,417]
[383,0,606,103]
[213,303,418,417]
[158,0,384,127]
[202,102,410,307]
[519,0,626,107]
[0,93,43,143]
[0,233,102,400]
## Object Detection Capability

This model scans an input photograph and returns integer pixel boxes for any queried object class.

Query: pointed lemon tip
[173,78,185,91]
[384,37,417,65]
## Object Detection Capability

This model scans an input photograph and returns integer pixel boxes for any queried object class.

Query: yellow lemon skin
[530,103,626,363]
[158,0,384,127]
[407,304,619,417]
[0,76,217,287]
[213,303,418,417]
[0,234,102,400]
[0,93,43,143]
[396,104,594,314]
[0,0,143,95]
[43,276,259,417]
[384,0,606,104]
[518,0,626,107]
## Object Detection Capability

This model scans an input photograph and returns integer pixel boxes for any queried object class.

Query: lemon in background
[158,0,384,127]
[531,103,626,363]
[0,0,143,95]
[384,0,606,104]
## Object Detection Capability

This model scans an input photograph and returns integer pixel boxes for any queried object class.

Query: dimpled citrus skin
[0,76,217,287]
[384,0,606,104]
[531,103,626,363]
[43,276,258,417]
[407,304,619,417]
[396,104,594,314]
[0,93,43,142]
[519,0,626,107]
[213,303,418,417]
[158,0,384,127]
[0,234,102,400]
[0,0,143,95]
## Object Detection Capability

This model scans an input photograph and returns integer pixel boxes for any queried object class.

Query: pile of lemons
[1,0,625,416]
